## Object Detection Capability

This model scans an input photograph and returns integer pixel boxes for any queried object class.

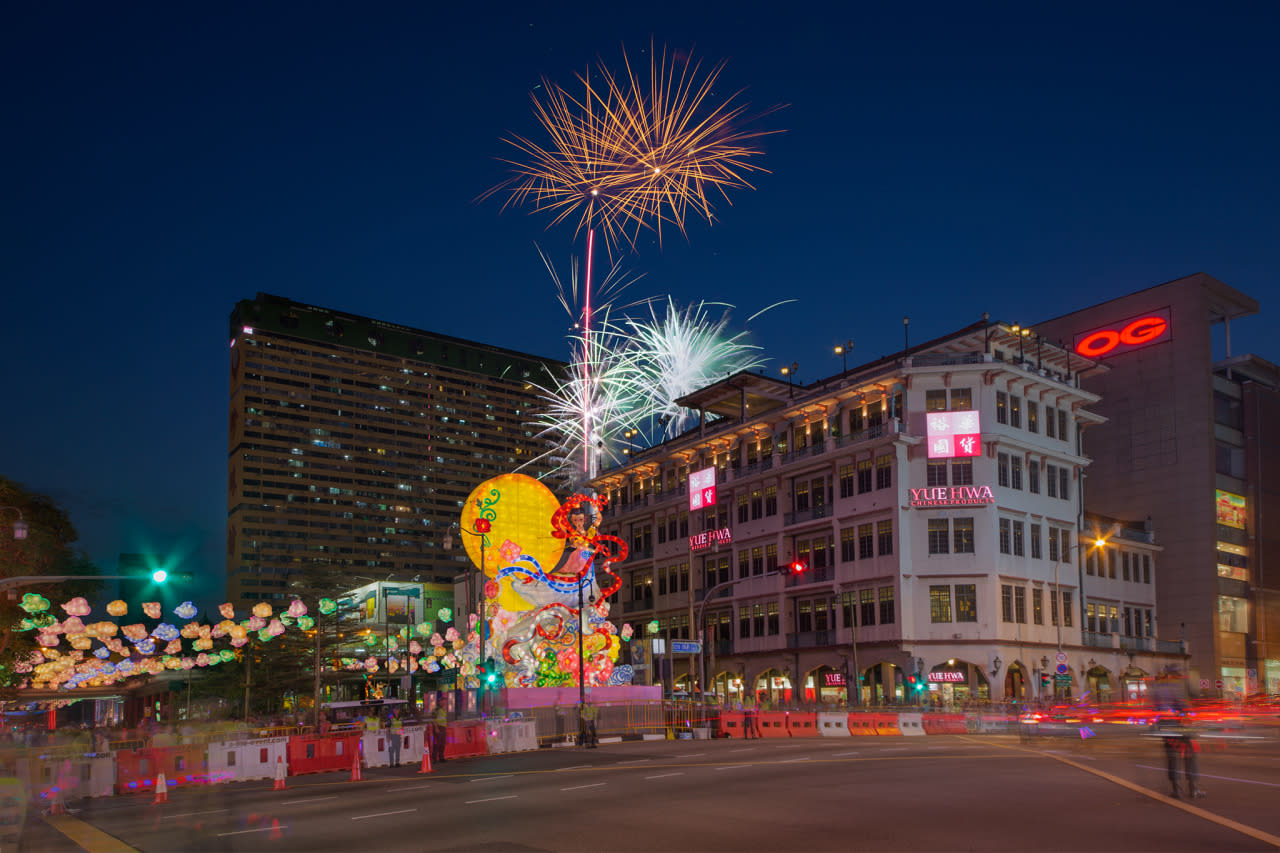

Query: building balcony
[622,599,653,614]
[1119,636,1152,652]
[831,419,901,450]
[787,630,834,649]
[785,504,831,526]
[1081,630,1115,648]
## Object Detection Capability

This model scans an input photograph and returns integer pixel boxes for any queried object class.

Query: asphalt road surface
[37,731,1280,852]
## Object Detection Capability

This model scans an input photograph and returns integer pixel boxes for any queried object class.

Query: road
[35,731,1280,852]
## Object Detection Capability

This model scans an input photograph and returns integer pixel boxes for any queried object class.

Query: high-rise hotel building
[226,293,564,606]
[591,321,1186,706]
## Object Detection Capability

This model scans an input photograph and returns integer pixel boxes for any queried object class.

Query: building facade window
[1011,456,1023,490]
[951,387,973,410]
[1062,591,1073,627]
[1028,461,1040,494]
[877,520,893,556]
[1027,401,1038,433]
[928,519,950,555]
[996,391,1008,425]
[927,460,948,487]
[1010,395,1022,429]
[879,587,895,625]
[1012,520,1025,557]
[929,585,952,622]
[858,524,874,560]
[875,455,892,490]
[952,459,974,485]
[857,460,873,494]
[1032,588,1043,624]
[765,485,777,516]
[1001,584,1013,622]
[859,589,876,626]
[1030,524,1042,559]
[926,389,948,411]
[954,517,975,553]
[998,453,1010,487]
[1014,587,1027,624]
[839,465,854,498]
[956,584,977,622]
[841,527,856,562]
[999,518,1012,555]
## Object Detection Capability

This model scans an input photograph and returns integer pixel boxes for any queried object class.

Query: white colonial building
[592,319,1186,707]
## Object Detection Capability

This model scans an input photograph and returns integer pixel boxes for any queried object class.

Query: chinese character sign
[689,466,717,511]
[926,411,982,459]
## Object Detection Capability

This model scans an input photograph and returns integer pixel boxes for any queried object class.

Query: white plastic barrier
[400,725,426,766]
[897,712,927,736]
[22,753,116,799]
[486,720,538,754]
[361,730,391,768]
[817,712,851,737]
[206,736,291,783]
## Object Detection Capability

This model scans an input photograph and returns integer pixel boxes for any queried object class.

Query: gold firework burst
[480,43,783,255]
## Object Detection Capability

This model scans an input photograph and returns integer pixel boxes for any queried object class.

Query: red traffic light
[784,560,807,575]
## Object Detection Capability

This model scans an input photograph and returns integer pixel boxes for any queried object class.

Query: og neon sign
[1073,308,1171,359]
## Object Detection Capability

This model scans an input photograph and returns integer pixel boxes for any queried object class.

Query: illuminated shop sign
[823,672,847,687]
[1216,489,1247,529]
[1073,307,1171,359]
[689,466,717,511]
[926,411,982,459]
[689,527,733,552]
[928,671,966,683]
[909,486,995,507]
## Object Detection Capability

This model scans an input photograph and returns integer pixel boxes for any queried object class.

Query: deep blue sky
[3,3,1277,606]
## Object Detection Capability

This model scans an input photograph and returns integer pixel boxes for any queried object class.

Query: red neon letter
[1119,316,1167,345]
[1076,330,1120,357]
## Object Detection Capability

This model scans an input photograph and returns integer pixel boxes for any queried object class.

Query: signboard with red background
[689,466,717,512]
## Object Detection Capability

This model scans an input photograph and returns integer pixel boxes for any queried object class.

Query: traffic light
[778,560,807,576]
[478,659,498,689]
[1040,673,1051,688]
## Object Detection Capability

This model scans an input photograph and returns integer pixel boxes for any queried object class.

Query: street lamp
[781,362,798,398]
[1010,324,1031,363]
[1,507,28,540]
[834,341,852,373]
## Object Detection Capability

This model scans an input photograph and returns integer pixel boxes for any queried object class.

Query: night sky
[3,3,1277,607]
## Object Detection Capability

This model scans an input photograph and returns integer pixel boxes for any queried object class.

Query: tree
[0,476,102,694]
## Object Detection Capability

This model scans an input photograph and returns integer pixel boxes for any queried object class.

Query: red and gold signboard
[1216,489,1246,529]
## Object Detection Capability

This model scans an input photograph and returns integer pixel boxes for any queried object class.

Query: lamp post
[834,341,852,374]
[442,511,489,713]
[1011,325,1030,363]
[781,362,798,398]
[1,507,28,540]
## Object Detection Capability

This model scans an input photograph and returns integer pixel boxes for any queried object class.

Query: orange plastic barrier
[716,711,746,738]
[846,713,902,736]
[286,733,360,776]
[756,712,791,738]
[783,712,819,737]
[922,713,967,734]
[444,721,488,758]
[115,746,208,794]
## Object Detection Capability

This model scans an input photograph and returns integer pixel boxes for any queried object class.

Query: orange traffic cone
[350,755,363,782]
[269,818,283,840]
[417,748,433,775]
[153,773,169,804]
[273,756,288,791]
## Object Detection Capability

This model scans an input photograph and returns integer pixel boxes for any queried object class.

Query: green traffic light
[152,569,168,583]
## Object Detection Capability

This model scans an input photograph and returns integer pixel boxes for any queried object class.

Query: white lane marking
[352,808,417,820]
[832,751,861,757]
[781,757,811,763]
[774,744,807,749]
[876,747,909,752]
[645,772,684,780]
[469,775,513,782]
[279,796,339,805]
[560,782,607,791]
[218,826,288,837]
[615,759,651,765]
[729,747,757,753]
[162,808,230,819]
[1134,765,1280,788]
[677,753,706,758]
[467,795,519,804]
[386,785,433,792]
[559,764,593,771]
[716,765,752,771]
